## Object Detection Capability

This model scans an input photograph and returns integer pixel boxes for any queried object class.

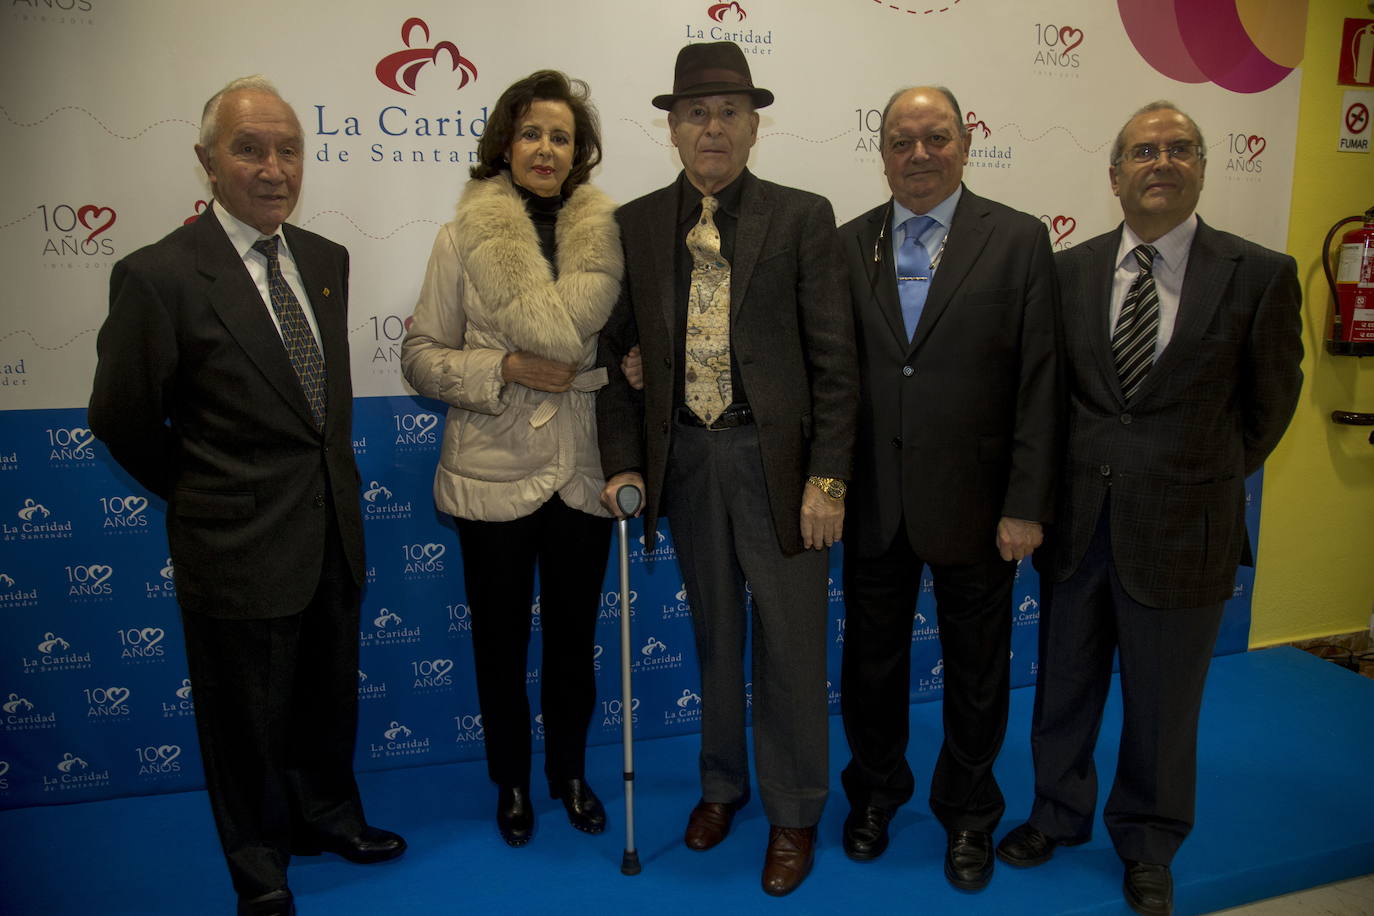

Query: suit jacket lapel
[196,206,318,432]
[909,187,990,354]
[646,185,679,339]
[1083,227,1125,403]
[856,202,907,345]
[1137,218,1232,402]
[731,171,770,317]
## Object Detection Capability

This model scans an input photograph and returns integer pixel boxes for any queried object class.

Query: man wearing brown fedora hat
[598,41,857,897]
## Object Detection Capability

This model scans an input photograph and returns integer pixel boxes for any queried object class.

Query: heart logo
[0,761,9,777]
[106,686,130,706]
[183,200,209,226]
[124,496,149,518]
[1246,135,1266,161]
[1058,26,1084,54]
[86,565,113,587]
[139,627,164,647]
[69,428,95,451]
[431,658,454,678]
[77,205,117,242]
[156,745,181,763]
[413,413,439,436]
[1050,215,1077,245]
[421,543,446,562]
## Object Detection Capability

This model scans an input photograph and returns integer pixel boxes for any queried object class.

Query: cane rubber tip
[620,850,642,875]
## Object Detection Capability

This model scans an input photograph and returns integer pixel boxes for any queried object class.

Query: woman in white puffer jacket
[401,69,623,849]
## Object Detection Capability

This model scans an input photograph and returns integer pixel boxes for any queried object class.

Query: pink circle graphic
[1118,0,1307,94]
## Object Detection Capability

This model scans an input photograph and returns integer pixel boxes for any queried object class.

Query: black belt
[675,404,754,430]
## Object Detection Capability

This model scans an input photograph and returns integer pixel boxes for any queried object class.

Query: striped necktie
[252,237,327,430]
[1112,244,1159,401]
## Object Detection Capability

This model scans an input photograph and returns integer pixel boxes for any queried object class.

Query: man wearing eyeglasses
[995,102,1303,916]
[836,85,1059,891]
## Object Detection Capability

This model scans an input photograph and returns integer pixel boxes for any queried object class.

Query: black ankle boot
[496,785,534,846]
[549,778,606,834]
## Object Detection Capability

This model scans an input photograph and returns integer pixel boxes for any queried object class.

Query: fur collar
[451,173,622,363]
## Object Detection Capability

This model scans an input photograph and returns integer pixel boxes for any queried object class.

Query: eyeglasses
[1120,142,1203,164]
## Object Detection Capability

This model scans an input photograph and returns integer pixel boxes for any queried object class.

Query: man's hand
[621,344,644,391]
[501,351,579,392]
[995,516,1043,562]
[601,471,646,518]
[800,484,844,550]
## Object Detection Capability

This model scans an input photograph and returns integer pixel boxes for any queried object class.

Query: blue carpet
[2,647,1371,915]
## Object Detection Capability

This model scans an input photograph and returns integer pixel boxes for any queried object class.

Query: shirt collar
[1118,213,1197,272]
[677,169,748,224]
[892,185,962,235]
[209,201,289,259]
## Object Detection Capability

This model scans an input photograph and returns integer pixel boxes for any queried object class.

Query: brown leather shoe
[684,793,748,850]
[762,825,816,897]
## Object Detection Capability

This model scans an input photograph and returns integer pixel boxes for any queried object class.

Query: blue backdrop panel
[0,398,1259,809]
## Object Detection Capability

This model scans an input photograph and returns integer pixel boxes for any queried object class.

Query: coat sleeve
[400,224,507,415]
[89,259,179,500]
[1001,221,1061,524]
[595,244,645,479]
[797,194,858,479]
[1240,253,1303,476]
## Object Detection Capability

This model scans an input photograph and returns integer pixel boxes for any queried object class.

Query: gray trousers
[663,419,830,828]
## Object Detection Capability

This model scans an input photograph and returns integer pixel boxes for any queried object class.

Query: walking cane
[615,483,644,876]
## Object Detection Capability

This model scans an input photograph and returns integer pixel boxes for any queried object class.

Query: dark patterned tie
[1112,244,1159,401]
[252,237,327,430]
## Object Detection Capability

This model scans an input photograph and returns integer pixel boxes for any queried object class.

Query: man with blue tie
[836,85,1060,890]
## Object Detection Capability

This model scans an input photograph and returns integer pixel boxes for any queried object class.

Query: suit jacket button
[1099,464,1111,477]
[663,357,671,368]
[892,436,903,448]
[314,493,325,507]
[902,366,914,377]
[661,421,669,434]
[1120,413,1132,425]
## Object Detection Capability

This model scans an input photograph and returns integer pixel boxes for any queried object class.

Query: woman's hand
[501,351,579,392]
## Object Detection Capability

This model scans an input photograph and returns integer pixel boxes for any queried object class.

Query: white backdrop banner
[0,0,1303,808]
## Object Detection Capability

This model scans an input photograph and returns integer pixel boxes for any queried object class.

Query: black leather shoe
[237,888,294,916]
[1123,860,1173,916]
[549,778,606,834]
[944,829,994,891]
[842,804,894,861]
[292,825,406,864]
[996,822,1086,868]
[497,785,534,846]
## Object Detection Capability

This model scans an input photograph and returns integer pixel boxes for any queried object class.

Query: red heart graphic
[183,199,209,226]
[1050,215,1076,245]
[77,205,116,242]
[1058,26,1084,54]
[1246,135,1266,161]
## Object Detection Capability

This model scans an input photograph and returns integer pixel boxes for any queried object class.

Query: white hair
[199,75,283,148]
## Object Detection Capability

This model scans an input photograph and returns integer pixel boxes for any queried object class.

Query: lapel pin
[321,287,331,297]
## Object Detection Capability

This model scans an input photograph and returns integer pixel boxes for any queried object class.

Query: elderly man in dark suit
[836,86,1059,891]
[597,42,856,896]
[89,76,403,916]
[995,102,1302,916]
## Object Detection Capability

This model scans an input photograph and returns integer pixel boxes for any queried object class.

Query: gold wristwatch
[808,476,847,499]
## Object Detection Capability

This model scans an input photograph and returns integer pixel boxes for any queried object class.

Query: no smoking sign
[1339,90,1373,153]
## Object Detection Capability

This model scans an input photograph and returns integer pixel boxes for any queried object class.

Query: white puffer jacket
[401,174,623,521]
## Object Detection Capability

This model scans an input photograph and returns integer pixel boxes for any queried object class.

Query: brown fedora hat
[652,41,774,111]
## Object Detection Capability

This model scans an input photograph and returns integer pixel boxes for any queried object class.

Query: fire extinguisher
[1323,205,1374,356]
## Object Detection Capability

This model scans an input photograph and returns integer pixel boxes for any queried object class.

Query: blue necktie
[897,215,937,341]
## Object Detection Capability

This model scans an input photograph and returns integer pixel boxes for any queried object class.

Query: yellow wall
[1253,0,1374,646]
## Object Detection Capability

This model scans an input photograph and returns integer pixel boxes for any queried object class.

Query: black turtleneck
[515,181,564,277]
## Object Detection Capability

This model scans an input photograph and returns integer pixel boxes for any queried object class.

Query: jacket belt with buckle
[676,403,754,430]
